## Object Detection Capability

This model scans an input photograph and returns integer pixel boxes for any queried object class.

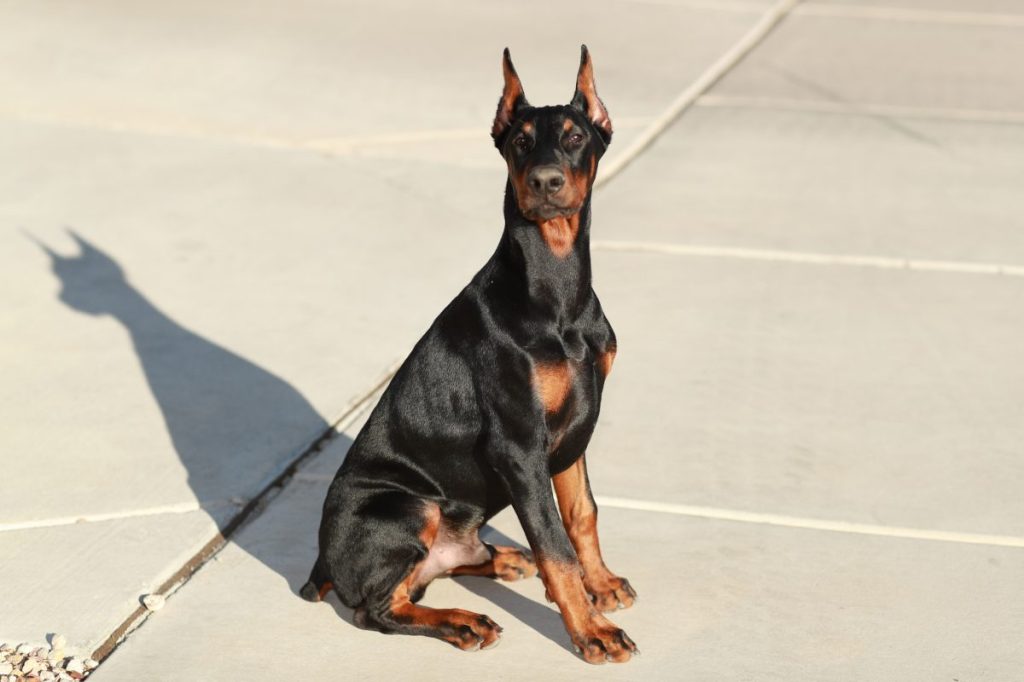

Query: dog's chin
[521,203,580,221]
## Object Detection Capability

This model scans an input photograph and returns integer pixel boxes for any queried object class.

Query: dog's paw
[492,546,538,581]
[443,611,503,651]
[585,574,637,612]
[569,614,638,664]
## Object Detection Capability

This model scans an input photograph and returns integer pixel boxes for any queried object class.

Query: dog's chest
[528,327,608,470]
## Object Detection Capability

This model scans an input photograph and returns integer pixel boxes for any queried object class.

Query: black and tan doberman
[302,45,637,664]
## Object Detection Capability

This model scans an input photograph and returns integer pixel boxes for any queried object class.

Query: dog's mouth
[521,201,580,221]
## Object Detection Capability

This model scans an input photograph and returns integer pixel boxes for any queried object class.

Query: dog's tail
[299,556,331,602]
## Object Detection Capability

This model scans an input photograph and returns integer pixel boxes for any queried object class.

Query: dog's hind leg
[351,500,504,650]
[449,543,537,582]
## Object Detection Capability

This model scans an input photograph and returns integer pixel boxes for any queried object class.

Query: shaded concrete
[36,232,329,515]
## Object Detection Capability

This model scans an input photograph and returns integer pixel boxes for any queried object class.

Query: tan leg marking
[537,557,637,664]
[552,456,637,613]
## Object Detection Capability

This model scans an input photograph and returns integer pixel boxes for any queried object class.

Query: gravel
[141,594,165,612]
[0,639,98,682]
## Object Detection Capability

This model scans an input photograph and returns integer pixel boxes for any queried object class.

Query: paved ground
[2,0,1023,680]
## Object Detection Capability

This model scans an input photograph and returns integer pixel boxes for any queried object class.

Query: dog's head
[491,46,613,222]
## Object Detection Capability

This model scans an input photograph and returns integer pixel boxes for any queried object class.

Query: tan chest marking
[532,361,574,414]
[536,214,580,259]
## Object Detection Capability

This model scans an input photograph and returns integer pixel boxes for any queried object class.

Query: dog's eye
[567,133,584,147]
[513,134,532,151]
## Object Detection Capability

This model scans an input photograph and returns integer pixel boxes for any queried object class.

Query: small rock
[142,593,165,611]
[49,635,66,652]
[21,657,39,674]
[0,662,12,674]
[17,643,35,654]
[40,672,56,682]
[65,659,85,674]
[83,659,98,670]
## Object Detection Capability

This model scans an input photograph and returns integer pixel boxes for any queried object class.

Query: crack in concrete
[89,362,397,664]
[595,0,802,189]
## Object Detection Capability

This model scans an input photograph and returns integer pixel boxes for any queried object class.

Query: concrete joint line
[88,361,399,663]
[287,479,1024,549]
[0,366,395,535]
[594,0,802,189]
[0,502,203,534]
[592,240,1024,278]
[0,106,654,157]
[696,94,1024,126]
[596,496,1024,549]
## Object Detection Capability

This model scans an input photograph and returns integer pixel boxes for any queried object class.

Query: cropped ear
[492,47,530,148]
[570,45,612,143]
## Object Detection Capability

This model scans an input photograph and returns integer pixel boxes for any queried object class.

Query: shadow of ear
[453,576,574,654]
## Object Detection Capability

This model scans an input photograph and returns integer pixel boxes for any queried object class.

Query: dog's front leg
[491,447,637,664]
[553,454,637,612]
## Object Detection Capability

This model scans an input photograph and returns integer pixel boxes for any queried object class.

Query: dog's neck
[494,180,594,321]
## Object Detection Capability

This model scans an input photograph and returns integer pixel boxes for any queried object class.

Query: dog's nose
[527,166,566,196]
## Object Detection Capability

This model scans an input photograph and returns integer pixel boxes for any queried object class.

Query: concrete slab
[715,11,1024,111]
[589,250,1024,536]
[91,434,1024,681]
[0,0,764,151]
[598,106,1024,263]
[0,511,217,654]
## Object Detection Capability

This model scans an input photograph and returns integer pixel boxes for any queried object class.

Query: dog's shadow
[36,230,333,520]
[36,230,570,652]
